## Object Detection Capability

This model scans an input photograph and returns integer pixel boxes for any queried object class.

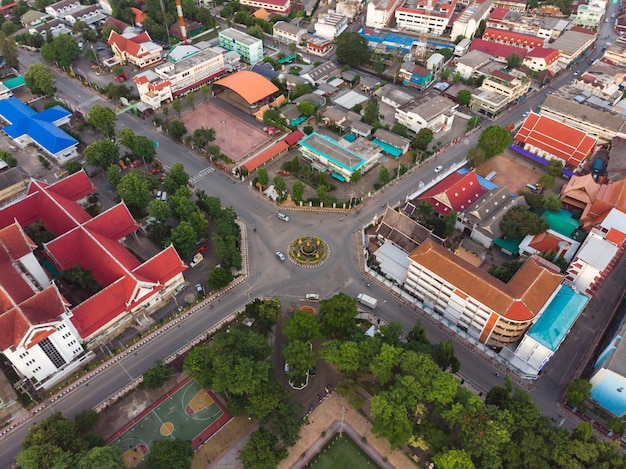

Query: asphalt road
[2,42,613,464]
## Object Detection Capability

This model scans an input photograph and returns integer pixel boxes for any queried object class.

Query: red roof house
[515,112,597,168]
[469,38,527,61]
[108,30,163,69]
[418,171,488,215]
[483,28,545,49]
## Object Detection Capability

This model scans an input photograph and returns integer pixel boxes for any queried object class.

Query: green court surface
[305,433,380,469]
[108,378,228,467]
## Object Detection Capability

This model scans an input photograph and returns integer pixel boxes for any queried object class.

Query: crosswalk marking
[189,167,215,183]
[77,96,102,110]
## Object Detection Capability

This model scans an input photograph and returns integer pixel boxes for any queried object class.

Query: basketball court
[180,102,270,162]
[107,378,230,467]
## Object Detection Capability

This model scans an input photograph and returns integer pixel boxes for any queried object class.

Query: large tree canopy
[500,206,549,239]
[335,32,370,67]
[477,125,511,158]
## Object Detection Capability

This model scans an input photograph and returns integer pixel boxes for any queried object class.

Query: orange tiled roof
[214,71,279,105]
[582,180,626,228]
[515,112,597,167]
[409,240,563,321]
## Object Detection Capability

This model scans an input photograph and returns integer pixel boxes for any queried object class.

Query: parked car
[276,251,286,261]
[278,170,290,176]
[150,168,161,175]
[114,73,129,82]
[195,283,204,294]
[130,160,142,168]
[434,165,443,173]
[174,284,187,295]
[196,245,209,255]
[305,293,320,301]
[189,253,203,268]
[97,46,106,51]
[118,160,127,170]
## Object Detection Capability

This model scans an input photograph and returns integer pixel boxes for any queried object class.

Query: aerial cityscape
[0,0,624,466]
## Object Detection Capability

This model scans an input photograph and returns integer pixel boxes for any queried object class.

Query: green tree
[565,379,592,407]
[0,149,16,167]
[267,398,303,447]
[148,199,171,222]
[467,116,480,131]
[431,341,460,372]
[457,89,472,106]
[73,409,99,434]
[433,449,476,469]
[283,310,321,343]
[316,184,328,203]
[362,99,379,125]
[118,128,135,150]
[500,206,549,239]
[247,24,265,39]
[538,174,555,191]
[547,158,564,178]
[283,340,316,383]
[297,101,315,117]
[543,193,562,212]
[64,160,82,174]
[117,170,153,210]
[162,104,169,122]
[167,120,187,142]
[0,32,19,69]
[391,123,408,137]
[147,438,192,469]
[478,125,511,158]
[258,298,281,327]
[186,91,195,110]
[172,97,182,117]
[257,168,269,187]
[467,146,487,167]
[192,127,216,151]
[238,428,287,469]
[321,340,365,373]
[370,343,403,385]
[335,31,370,66]
[24,63,56,96]
[111,65,124,77]
[489,259,524,282]
[350,169,362,184]
[273,175,287,201]
[291,181,305,203]
[84,139,119,169]
[132,135,157,163]
[76,446,124,469]
[379,166,391,184]
[412,128,434,151]
[289,83,313,99]
[319,293,358,338]
[200,83,210,101]
[476,19,486,36]
[168,221,198,258]
[303,125,314,135]
[107,164,121,187]
[88,105,116,137]
[41,34,80,68]
[143,361,174,389]
[163,162,189,194]
[208,266,234,291]
[506,52,523,69]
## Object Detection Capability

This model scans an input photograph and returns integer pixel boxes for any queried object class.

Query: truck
[592,158,606,174]
[357,293,378,309]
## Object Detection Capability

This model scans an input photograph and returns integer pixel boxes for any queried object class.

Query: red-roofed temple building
[0,172,186,389]
[404,240,564,346]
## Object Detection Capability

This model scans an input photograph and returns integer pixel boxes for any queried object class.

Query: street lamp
[221,119,229,156]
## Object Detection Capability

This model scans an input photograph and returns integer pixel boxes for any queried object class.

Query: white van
[278,212,289,222]
[526,184,539,193]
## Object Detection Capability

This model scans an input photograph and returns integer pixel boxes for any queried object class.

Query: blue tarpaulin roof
[0,98,76,155]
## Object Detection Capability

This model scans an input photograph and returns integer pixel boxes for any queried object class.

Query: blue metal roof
[527,285,589,352]
[0,98,77,155]
[591,373,626,417]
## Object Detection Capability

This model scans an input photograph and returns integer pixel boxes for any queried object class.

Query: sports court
[108,378,230,468]
[180,102,270,162]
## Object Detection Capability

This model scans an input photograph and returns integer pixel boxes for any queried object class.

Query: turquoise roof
[527,285,588,351]
[3,76,25,90]
[494,236,521,254]
[542,210,579,237]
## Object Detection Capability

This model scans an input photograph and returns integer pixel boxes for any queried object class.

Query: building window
[39,337,67,369]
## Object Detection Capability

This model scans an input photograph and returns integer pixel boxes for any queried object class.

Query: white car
[189,253,203,268]
[195,283,204,295]
[523,111,530,118]
[277,212,289,222]
[305,293,320,301]
[434,165,443,173]
[276,251,286,261]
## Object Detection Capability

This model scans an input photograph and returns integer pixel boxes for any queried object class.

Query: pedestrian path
[190,167,216,183]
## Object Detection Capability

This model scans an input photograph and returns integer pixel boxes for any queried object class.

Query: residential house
[218,28,263,64]
[0,167,29,206]
[45,0,82,18]
[273,20,307,44]
[134,46,226,109]
[541,95,626,143]
[469,38,528,62]
[64,4,105,26]
[399,63,433,89]
[576,65,625,106]
[305,36,334,56]
[450,0,492,40]
[169,19,205,40]
[0,98,78,163]
[374,84,414,108]
[470,69,531,117]
[482,27,545,50]
[396,94,458,133]
[20,10,49,27]
[102,16,133,35]
[395,0,457,36]
[523,47,560,72]
[514,112,597,168]
[519,229,581,263]
[321,105,361,131]
[366,0,403,28]
[301,61,341,85]
[29,18,71,38]
[315,10,349,39]
[572,4,604,28]
[373,128,411,154]
[404,239,564,346]
[0,172,187,389]
[492,0,527,12]
[240,0,292,12]
[455,49,491,79]
[426,53,445,73]
[108,31,163,69]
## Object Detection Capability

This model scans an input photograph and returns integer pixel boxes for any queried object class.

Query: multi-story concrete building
[571,4,604,28]
[395,95,458,133]
[273,20,307,44]
[454,49,492,79]
[547,29,597,68]
[395,0,456,35]
[523,47,560,72]
[315,10,349,39]
[366,0,403,28]
[487,8,568,40]
[492,0,526,12]
[108,30,163,69]
[134,45,226,109]
[336,0,362,19]
[240,0,291,12]
[219,28,263,64]
[470,69,531,117]
[450,0,492,40]
[404,239,564,346]
[604,36,626,67]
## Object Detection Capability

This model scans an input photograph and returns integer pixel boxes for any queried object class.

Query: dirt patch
[192,415,255,469]
[179,102,270,162]
[475,153,541,195]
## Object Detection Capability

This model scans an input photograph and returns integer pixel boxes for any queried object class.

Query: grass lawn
[306,433,380,469]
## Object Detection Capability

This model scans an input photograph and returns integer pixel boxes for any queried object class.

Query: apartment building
[395,0,456,35]
[315,10,349,39]
[273,20,307,44]
[450,0,492,40]
[395,95,458,133]
[572,4,604,28]
[523,47,560,72]
[134,46,226,109]
[366,0,403,28]
[404,240,563,346]
[219,28,263,64]
[470,69,531,117]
